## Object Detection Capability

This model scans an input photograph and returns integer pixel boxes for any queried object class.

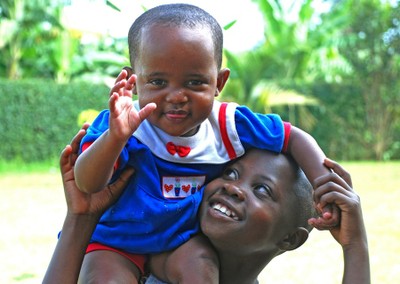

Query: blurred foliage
[0,0,399,160]
[0,79,108,163]
[328,0,400,160]
[0,0,66,80]
[222,0,333,132]
[221,0,400,160]
[0,0,129,82]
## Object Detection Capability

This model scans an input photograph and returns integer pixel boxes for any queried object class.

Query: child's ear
[277,227,309,251]
[216,68,230,95]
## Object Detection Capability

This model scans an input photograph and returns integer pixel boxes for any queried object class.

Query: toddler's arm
[287,126,329,183]
[74,75,156,193]
[309,159,370,284]
[43,125,134,284]
[287,126,339,223]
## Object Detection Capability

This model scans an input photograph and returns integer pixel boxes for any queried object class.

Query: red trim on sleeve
[282,122,291,153]
[81,142,93,152]
[219,103,237,160]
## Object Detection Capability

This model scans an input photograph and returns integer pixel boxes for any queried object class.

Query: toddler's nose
[166,89,188,104]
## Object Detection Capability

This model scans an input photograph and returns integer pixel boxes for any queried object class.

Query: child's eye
[223,168,238,180]
[254,184,273,199]
[187,80,203,86]
[149,79,166,86]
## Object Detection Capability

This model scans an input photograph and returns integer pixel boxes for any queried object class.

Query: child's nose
[166,89,188,104]
[224,182,245,201]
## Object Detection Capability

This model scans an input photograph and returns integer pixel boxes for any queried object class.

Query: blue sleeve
[235,105,285,153]
[80,109,130,169]
[80,109,109,147]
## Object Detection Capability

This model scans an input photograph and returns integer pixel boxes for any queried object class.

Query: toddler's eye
[187,80,203,86]
[150,79,166,86]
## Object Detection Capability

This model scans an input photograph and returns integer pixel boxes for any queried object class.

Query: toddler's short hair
[128,3,224,70]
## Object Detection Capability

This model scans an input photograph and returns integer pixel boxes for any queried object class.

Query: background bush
[0,79,108,163]
[1,79,399,163]
[269,81,400,161]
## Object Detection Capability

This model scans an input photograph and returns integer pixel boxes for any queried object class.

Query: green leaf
[223,20,237,30]
[106,0,121,12]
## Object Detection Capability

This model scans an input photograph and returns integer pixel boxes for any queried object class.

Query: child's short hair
[128,3,224,70]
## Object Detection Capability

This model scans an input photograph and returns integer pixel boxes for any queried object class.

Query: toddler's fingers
[109,93,120,113]
[109,80,127,97]
[308,216,339,231]
[138,103,157,122]
[122,66,133,77]
[322,203,340,225]
[126,74,137,92]
[114,68,128,84]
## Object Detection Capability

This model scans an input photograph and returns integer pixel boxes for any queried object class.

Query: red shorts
[86,243,147,275]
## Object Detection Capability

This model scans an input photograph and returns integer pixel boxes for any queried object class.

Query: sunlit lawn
[0,162,399,283]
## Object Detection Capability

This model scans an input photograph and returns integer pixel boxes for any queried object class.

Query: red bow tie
[166,142,191,157]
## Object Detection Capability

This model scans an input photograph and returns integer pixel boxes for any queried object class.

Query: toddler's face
[134,24,224,137]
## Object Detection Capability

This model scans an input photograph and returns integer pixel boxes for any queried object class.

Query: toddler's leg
[79,250,141,284]
[150,234,219,284]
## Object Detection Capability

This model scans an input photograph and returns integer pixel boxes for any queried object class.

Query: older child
[44,126,369,284]
[74,3,336,283]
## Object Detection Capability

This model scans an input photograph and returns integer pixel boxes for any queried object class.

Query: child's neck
[180,125,200,137]
[218,251,272,284]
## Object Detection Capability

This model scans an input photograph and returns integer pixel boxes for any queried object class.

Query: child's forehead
[236,151,297,186]
[138,24,215,53]
[142,23,212,38]
[238,150,288,168]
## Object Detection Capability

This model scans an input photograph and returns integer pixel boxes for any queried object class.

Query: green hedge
[1,79,399,163]
[0,79,109,163]
[278,81,400,161]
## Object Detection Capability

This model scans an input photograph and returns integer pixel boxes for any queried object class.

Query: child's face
[134,24,228,137]
[200,149,300,254]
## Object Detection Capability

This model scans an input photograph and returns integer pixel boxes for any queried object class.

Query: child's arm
[43,126,135,284]
[74,76,156,193]
[149,234,219,284]
[287,126,340,223]
[309,159,370,284]
[287,126,330,183]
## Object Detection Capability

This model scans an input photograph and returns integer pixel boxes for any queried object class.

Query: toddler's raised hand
[108,68,156,141]
[110,67,136,99]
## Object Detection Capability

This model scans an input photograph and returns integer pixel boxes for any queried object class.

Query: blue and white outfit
[81,100,290,254]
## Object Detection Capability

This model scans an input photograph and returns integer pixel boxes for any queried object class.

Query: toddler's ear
[216,68,230,93]
[277,227,309,251]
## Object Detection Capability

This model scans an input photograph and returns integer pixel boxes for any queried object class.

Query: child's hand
[108,92,156,140]
[308,159,367,247]
[108,68,157,140]
[110,68,136,99]
[315,203,340,228]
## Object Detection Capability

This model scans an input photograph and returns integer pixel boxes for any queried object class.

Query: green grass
[0,159,59,174]
[1,161,399,283]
